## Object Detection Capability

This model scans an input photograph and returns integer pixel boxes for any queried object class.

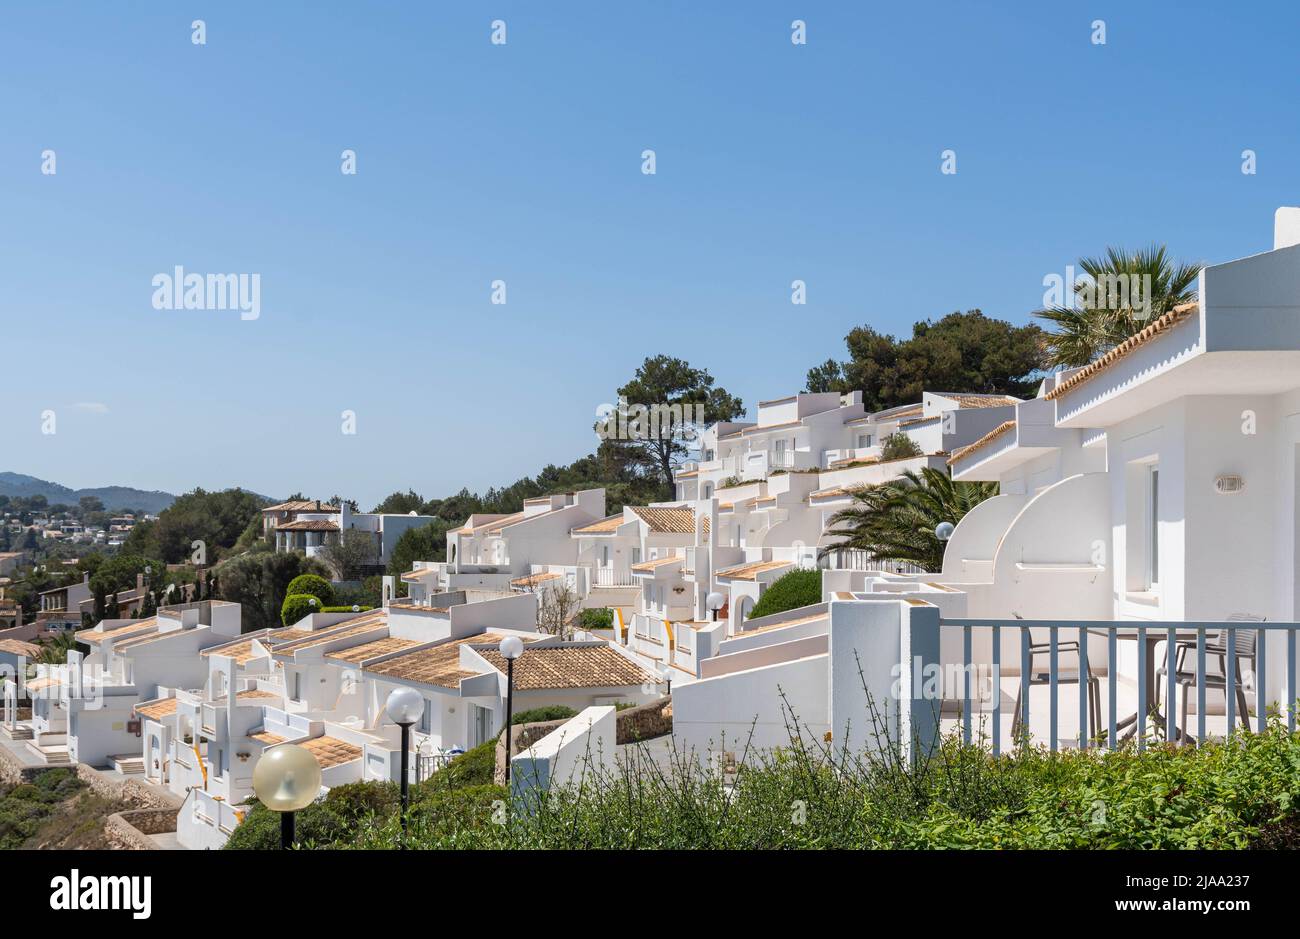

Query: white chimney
[1274,207,1300,250]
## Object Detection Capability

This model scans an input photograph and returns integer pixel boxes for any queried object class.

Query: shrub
[578,608,613,631]
[880,432,923,461]
[748,568,821,619]
[321,605,372,614]
[285,574,334,606]
[512,705,578,726]
[716,476,745,490]
[280,593,322,626]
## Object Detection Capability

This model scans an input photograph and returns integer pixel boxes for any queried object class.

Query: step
[0,724,34,740]
[111,754,145,774]
[26,741,71,764]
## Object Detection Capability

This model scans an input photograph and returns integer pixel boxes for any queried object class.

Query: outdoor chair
[1154,613,1261,737]
[1010,613,1102,741]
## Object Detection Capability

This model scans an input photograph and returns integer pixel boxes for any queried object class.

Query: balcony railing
[593,568,635,587]
[826,548,926,575]
[937,618,1298,757]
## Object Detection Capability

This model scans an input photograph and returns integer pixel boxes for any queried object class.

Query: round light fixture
[252,744,322,813]
[934,522,955,542]
[385,686,424,726]
[499,636,524,661]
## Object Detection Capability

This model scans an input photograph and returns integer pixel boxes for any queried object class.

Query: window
[419,697,432,734]
[292,672,302,702]
[1148,466,1160,588]
[857,433,872,449]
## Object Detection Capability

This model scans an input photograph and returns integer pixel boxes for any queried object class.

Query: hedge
[578,608,613,631]
[285,574,335,606]
[280,593,323,626]
[748,568,821,619]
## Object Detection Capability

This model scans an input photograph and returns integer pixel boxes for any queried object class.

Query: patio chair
[1010,613,1101,740]
[1154,614,1260,737]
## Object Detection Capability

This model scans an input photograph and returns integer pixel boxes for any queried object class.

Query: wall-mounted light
[1214,474,1244,494]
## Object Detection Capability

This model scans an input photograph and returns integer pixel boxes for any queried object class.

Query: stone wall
[615,697,672,744]
[104,808,176,851]
[493,697,673,783]
[0,745,46,786]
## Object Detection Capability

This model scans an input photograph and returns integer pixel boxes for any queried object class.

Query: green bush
[285,574,334,606]
[511,705,578,726]
[578,608,613,631]
[748,568,821,619]
[880,432,924,461]
[280,593,323,626]
[321,605,372,614]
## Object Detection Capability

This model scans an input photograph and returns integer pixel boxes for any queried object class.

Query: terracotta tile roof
[276,518,339,532]
[76,618,158,645]
[628,506,704,534]
[874,404,924,421]
[324,635,418,664]
[264,500,340,514]
[571,514,627,535]
[948,420,1017,466]
[238,689,280,704]
[365,633,509,689]
[715,560,793,581]
[674,469,699,479]
[720,420,802,439]
[272,612,387,655]
[631,555,684,573]
[455,513,523,536]
[477,645,650,690]
[809,486,851,500]
[26,676,63,692]
[134,697,179,720]
[200,634,271,665]
[937,393,1021,409]
[511,571,562,588]
[401,568,441,581]
[1043,300,1199,401]
[899,416,940,428]
[249,731,284,745]
[266,626,313,643]
[0,639,39,657]
[298,735,363,769]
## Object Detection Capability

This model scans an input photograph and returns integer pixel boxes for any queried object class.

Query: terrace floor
[938,672,1261,750]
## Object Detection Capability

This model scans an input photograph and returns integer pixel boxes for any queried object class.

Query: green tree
[880,432,923,461]
[212,552,331,633]
[127,488,266,564]
[821,467,998,572]
[372,490,426,514]
[386,520,452,597]
[807,310,1044,411]
[748,568,822,619]
[1035,244,1200,367]
[614,355,745,499]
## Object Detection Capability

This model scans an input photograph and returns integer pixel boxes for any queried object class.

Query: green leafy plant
[748,568,821,619]
[578,608,613,631]
[821,467,997,572]
[285,574,335,606]
[280,593,322,627]
[879,432,923,461]
[511,705,579,726]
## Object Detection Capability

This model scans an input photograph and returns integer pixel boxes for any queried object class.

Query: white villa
[264,499,437,569]
[671,209,1300,762]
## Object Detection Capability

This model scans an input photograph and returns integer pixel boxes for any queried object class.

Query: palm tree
[820,467,998,572]
[1035,244,1200,368]
[34,629,81,665]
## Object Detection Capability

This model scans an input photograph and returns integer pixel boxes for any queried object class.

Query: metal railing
[827,548,927,575]
[938,618,1298,756]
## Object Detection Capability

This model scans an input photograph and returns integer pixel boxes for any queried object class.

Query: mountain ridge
[0,472,177,513]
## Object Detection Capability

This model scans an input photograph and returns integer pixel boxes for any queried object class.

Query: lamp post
[385,686,423,844]
[706,592,724,622]
[498,636,524,783]
[252,744,322,850]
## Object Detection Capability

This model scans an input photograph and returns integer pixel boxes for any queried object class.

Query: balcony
[593,568,636,588]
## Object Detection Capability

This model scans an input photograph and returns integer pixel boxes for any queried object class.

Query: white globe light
[499,635,524,661]
[706,592,725,611]
[308,597,318,607]
[935,521,955,542]
[352,604,360,612]
[252,744,322,813]
[385,686,424,726]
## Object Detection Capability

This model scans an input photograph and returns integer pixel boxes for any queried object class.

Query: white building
[264,498,437,569]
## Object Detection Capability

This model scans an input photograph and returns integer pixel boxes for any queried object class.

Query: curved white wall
[941,493,1029,578]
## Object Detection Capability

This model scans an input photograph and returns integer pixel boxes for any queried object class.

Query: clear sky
[3,1,1299,509]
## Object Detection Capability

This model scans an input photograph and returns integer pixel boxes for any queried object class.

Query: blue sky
[3,1,1299,509]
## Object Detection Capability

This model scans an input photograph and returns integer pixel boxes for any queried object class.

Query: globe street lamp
[498,636,524,783]
[252,744,322,849]
[934,522,955,542]
[385,686,424,842]
[706,592,725,622]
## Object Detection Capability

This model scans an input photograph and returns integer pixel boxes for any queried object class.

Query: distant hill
[0,472,176,514]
